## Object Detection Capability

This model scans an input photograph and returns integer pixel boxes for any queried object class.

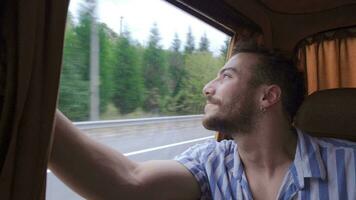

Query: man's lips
[205,102,218,108]
[204,103,219,114]
[206,96,221,105]
[204,97,221,114]
[205,103,216,108]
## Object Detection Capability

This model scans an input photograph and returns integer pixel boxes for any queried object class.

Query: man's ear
[260,85,281,108]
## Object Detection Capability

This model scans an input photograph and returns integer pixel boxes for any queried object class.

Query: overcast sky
[69,0,229,55]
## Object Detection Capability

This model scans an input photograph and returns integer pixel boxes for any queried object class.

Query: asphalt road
[46,119,215,200]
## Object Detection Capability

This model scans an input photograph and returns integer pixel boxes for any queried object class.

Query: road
[46,119,215,200]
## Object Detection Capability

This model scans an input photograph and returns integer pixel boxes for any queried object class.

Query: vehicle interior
[0,0,355,199]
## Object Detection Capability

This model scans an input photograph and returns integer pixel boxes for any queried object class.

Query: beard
[202,92,259,135]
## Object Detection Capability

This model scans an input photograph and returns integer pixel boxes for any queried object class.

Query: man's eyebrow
[219,67,238,75]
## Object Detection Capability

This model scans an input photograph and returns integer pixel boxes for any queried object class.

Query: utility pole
[120,16,123,35]
[90,0,100,121]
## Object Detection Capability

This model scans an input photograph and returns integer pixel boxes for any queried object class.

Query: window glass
[47,0,230,199]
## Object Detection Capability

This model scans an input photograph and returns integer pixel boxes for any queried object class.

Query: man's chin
[202,114,239,135]
[202,114,223,131]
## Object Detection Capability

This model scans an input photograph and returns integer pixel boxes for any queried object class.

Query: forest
[59,2,229,121]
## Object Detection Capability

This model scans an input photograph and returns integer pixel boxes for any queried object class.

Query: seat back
[294,88,356,142]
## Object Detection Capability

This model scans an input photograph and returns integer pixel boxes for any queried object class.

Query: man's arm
[49,110,200,200]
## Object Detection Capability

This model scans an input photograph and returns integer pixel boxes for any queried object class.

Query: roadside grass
[100,103,161,120]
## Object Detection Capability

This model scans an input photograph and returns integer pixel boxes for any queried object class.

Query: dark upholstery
[294,88,356,142]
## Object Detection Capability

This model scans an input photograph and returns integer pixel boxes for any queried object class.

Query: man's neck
[232,116,297,176]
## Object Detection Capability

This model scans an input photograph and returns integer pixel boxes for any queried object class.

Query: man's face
[202,53,262,134]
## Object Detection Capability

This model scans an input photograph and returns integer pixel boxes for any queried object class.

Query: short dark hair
[232,40,306,121]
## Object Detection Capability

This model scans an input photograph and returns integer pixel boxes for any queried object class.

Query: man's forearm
[49,111,142,199]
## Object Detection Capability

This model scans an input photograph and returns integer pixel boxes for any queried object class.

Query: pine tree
[142,23,168,112]
[171,33,181,52]
[220,37,230,59]
[168,33,185,96]
[176,52,225,114]
[112,34,144,114]
[98,23,116,114]
[59,11,90,121]
[148,23,161,48]
[184,27,195,54]
[75,1,95,81]
[198,33,210,52]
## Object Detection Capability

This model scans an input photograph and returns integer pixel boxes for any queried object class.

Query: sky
[69,0,230,55]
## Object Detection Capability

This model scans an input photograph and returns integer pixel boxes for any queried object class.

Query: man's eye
[223,74,231,79]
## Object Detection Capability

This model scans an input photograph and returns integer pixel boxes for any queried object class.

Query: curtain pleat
[0,0,69,199]
[299,32,356,94]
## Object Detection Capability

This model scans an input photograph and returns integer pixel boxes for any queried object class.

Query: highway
[46,117,215,200]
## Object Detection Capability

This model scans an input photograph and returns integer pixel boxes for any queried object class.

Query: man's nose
[203,80,216,96]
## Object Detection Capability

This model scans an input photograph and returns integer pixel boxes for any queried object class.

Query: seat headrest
[294,88,356,142]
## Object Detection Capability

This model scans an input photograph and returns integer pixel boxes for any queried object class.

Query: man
[49,43,356,200]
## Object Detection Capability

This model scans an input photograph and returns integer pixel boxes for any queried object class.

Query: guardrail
[73,115,206,138]
[74,114,204,129]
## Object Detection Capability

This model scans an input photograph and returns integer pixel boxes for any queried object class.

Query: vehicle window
[47,0,230,199]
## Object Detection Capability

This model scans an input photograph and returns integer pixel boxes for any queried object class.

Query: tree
[220,37,230,59]
[59,0,105,121]
[60,1,96,120]
[98,23,116,114]
[112,33,144,114]
[74,1,95,81]
[142,23,168,112]
[89,0,100,120]
[175,52,225,114]
[184,27,195,54]
[198,33,210,52]
[171,33,181,52]
[168,34,185,96]
[58,11,90,121]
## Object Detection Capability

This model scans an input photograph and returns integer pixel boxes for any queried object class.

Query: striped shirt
[174,129,356,200]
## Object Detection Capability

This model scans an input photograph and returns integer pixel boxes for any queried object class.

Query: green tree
[142,23,168,112]
[168,33,185,96]
[59,1,103,121]
[74,1,94,81]
[184,27,195,54]
[98,23,117,114]
[220,37,230,60]
[171,33,181,52]
[198,33,210,52]
[176,52,224,114]
[62,1,96,120]
[59,12,90,121]
[112,33,144,114]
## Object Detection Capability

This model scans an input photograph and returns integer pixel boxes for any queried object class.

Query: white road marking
[123,135,214,156]
[47,135,214,173]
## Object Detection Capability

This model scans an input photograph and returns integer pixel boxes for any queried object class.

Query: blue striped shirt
[174,129,356,200]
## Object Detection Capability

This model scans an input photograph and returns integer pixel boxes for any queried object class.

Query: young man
[49,44,356,200]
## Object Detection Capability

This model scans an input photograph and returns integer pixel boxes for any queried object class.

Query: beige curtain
[298,29,356,94]
[0,0,69,199]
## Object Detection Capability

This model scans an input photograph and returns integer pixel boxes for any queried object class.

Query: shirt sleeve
[174,140,215,200]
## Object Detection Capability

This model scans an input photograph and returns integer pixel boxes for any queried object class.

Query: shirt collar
[292,128,327,189]
[231,142,243,181]
[231,129,327,188]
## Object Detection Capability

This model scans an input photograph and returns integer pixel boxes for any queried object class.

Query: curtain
[298,29,356,94]
[0,0,69,199]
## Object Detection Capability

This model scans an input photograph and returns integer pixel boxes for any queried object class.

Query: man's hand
[48,110,200,200]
